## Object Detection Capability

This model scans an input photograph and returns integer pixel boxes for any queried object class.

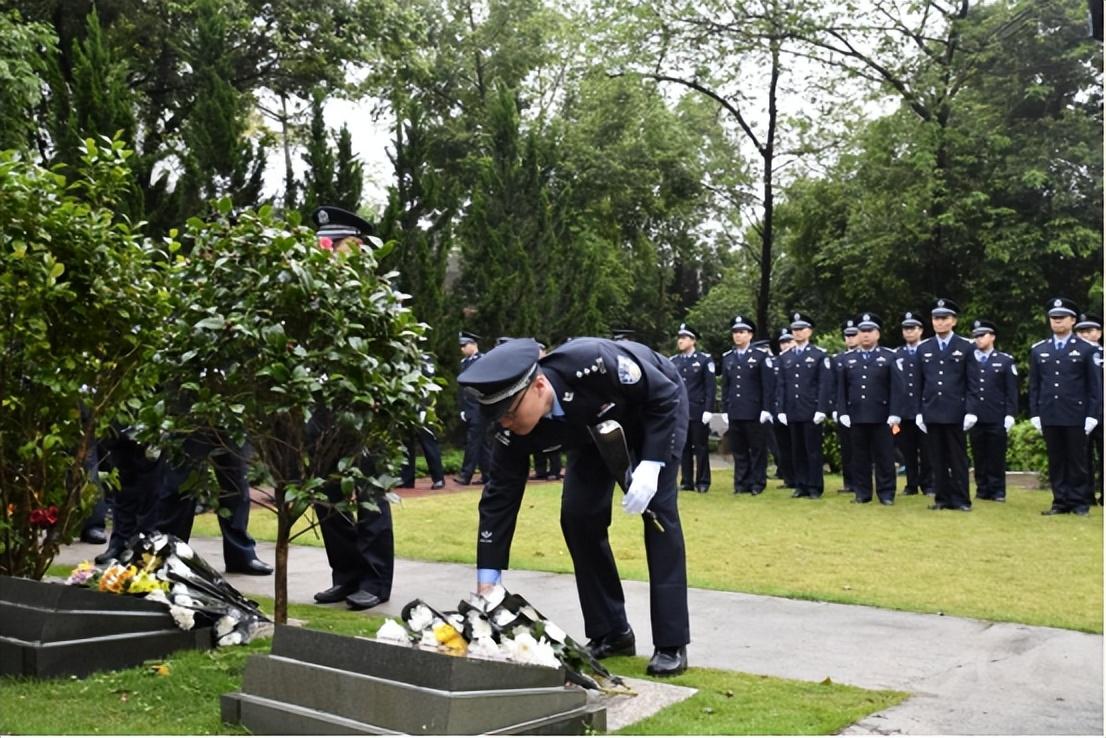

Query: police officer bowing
[964,320,1018,502]
[671,324,716,493]
[1030,298,1102,516]
[460,337,691,677]
[719,315,775,494]
[915,298,973,512]
[776,312,833,499]
[836,314,903,505]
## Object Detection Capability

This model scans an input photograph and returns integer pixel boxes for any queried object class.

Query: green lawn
[193,471,1103,633]
[0,597,903,735]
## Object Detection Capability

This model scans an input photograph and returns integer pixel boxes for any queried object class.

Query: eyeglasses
[498,385,532,426]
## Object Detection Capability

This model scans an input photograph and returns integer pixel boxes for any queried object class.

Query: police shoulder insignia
[617,355,642,384]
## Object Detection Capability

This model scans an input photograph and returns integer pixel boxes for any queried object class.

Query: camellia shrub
[144,200,434,623]
[0,139,167,578]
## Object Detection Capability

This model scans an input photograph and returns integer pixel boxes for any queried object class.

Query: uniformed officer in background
[894,311,932,496]
[964,320,1018,503]
[772,328,796,488]
[460,337,691,677]
[1030,298,1101,516]
[309,205,394,610]
[833,319,860,494]
[836,313,903,505]
[671,324,716,493]
[1075,312,1103,505]
[456,331,490,485]
[916,298,974,512]
[719,315,775,495]
[399,352,446,490]
[776,312,833,499]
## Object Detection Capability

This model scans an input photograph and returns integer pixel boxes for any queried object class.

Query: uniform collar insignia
[563,391,574,402]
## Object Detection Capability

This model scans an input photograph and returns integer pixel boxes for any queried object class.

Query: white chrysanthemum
[375,619,412,645]
[503,632,557,668]
[467,636,505,661]
[406,604,434,632]
[215,615,236,637]
[493,608,516,627]
[418,629,440,649]
[145,589,169,605]
[169,605,195,631]
[446,612,464,630]
[466,612,493,640]
[217,631,243,647]
[529,636,560,668]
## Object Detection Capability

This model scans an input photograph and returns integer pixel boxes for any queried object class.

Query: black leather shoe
[992,496,1006,503]
[879,499,894,506]
[586,628,635,659]
[80,527,107,545]
[94,547,124,565]
[851,498,871,504]
[453,475,472,485]
[396,481,415,489]
[695,486,709,494]
[646,646,688,677]
[790,490,806,498]
[680,485,695,491]
[1041,508,1068,516]
[750,489,763,496]
[928,503,947,510]
[1073,508,1090,517]
[902,488,918,496]
[346,590,385,610]
[226,558,274,576]
[955,505,972,512]
[314,582,358,603]
[431,480,445,489]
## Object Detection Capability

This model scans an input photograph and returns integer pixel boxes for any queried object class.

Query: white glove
[1003,415,1015,433]
[701,411,712,425]
[832,411,838,423]
[916,414,927,434]
[813,411,826,425]
[1085,417,1099,435]
[1030,416,1042,433]
[963,413,978,432]
[623,460,662,515]
[460,411,467,423]
[841,414,853,428]
[759,410,773,424]
[721,414,730,428]
[887,415,901,427]
[777,413,788,426]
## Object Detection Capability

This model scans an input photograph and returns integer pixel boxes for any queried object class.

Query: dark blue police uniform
[457,332,491,485]
[916,300,973,511]
[1029,304,1102,514]
[836,316,904,504]
[964,322,1018,502]
[465,338,691,654]
[775,313,834,498]
[400,354,446,488]
[894,312,932,495]
[720,316,775,493]
[671,324,716,492]
[832,319,858,493]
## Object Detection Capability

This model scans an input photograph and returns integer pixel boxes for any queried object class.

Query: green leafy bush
[1006,419,1049,483]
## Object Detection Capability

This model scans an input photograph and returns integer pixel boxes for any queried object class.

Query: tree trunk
[274,486,291,625]
[756,39,782,339]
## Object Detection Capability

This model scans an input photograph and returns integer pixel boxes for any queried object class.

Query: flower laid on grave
[376,588,632,694]
[64,532,270,646]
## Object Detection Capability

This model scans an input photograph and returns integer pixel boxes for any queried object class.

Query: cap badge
[905,312,913,319]
[974,320,980,328]
[863,314,870,321]
[793,312,800,321]
[1054,299,1062,307]
[937,299,945,307]
[317,210,329,224]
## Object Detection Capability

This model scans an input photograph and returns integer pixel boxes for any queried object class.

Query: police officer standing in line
[836,313,903,505]
[894,311,932,496]
[671,324,716,493]
[833,319,860,494]
[308,205,394,610]
[964,320,1018,503]
[459,337,691,677]
[776,312,833,499]
[456,331,490,486]
[1074,312,1103,505]
[1030,298,1102,516]
[772,328,796,488]
[719,315,775,495]
[398,353,446,490]
[915,298,973,512]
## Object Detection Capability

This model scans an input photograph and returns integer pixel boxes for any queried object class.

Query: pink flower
[318,236,334,251]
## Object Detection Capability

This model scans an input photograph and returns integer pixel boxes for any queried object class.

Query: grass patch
[0,599,901,735]
[193,471,1103,632]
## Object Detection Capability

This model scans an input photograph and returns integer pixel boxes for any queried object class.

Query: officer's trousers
[773,423,794,485]
[532,449,562,479]
[100,435,163,552]
[928,423,970,509]
[1087,424,1103,502]
[896,419,932,493]
[559,445,689,649]
[789,421,824,497]
[680,417,711,490]
[400,427,445,486]
[836,423,855,490]
[314,479,394,598]
[460,418,491,482]
[850,423,896,502]
[1043,425,1092,512]
[969,423,1007,500]
[728,418,768,492]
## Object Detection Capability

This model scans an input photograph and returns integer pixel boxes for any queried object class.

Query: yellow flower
[127,570,168,594]
[432,622,467,655]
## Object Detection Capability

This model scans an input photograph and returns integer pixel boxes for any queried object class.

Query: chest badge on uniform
[617,355,642,384]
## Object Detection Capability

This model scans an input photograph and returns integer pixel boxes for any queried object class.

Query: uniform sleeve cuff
[477,568,502,585]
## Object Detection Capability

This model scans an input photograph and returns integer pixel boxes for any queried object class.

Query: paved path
[57,536,1102,736]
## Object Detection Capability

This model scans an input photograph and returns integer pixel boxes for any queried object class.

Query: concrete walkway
[56,536,1102,736]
